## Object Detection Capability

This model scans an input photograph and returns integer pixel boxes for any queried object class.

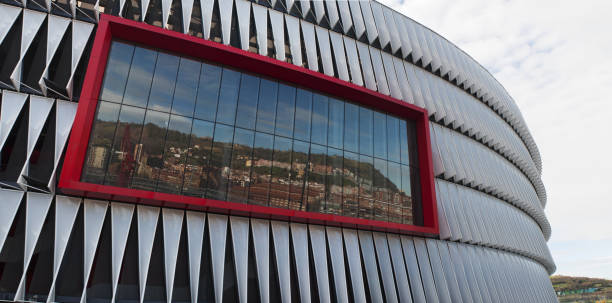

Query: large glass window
[83,41,422,225]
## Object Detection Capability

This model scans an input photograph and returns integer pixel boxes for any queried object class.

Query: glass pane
[342,151,359,218]
[401,165,413,224]
[293,89,312,142]
[157,115,192,194]
[147,53,180,113]
[359,107,373,156]
[82,101,121,183]
[289,140,309,211]
[407,120,419,167]
[171,58,201,116]
[373,111,387,159]
[215,68,242,126]
[249,133,274,206]
[131,110,170,191]
[327,98,344,149]
[310,94,328,146]
[410,166,422,225]
[182,119,214,197]
[227,128,254,203]
[100,42,134,103]
[256,79,278,134]
[325,147,343,215]
[275,84,296,137]
[344,103,359,153]
[387,162,402,223]
[399,120,410,165]
[358,155,373,220]
[104,105,145,187]
[306,144,326,212]
[207,124,234,201]
[194,63,222,122]
[122,47,157,108]
[387,115,401,163]
[373,158,388,222]
[270,136,292,209]
[235,74,260,130]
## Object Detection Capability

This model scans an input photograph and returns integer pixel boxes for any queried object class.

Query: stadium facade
[0,0,556,302]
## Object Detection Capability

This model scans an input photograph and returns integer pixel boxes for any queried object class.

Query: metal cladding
[0,0,555,302]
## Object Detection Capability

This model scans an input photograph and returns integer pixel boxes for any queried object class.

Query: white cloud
[380,0,612,276]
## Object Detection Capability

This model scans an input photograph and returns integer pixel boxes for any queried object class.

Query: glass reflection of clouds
[81,41,422,225]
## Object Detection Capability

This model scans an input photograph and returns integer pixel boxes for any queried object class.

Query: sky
[378,0,612,278]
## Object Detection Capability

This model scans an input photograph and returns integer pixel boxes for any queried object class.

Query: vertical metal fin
[0,4,21,45]
[315,26,333,77]
[252,4,268,56]
[358,230,383,303]
[300,20,317,72]
[199,0,214,39]
[290,223,311,303]
[309,224,330,303]
[235,0,251,51]
[230,216,249,303]
[251,219,270,303]
[326,227,348,303]
[138,205,160,303]
[269,10,286,61]
[208,214,228,303]
[18,96,54,187]
[111,203,135,303]
[81,199,109,303]
[372,232,398,303]
[0,189,24,251]
[10,10,46,90]
[0,91,27,154]
[400,236,427,303]
[67,21,94,99]
[218,0,233,45]
[48,100,78,190]
[284,15,302,67]
[329,32,349,82]
[186,211,206,303]
[162,208,184,303]
[387,234,413,303]
[14,192,54,301]
[271,221,290,303]
[181,0,195,33]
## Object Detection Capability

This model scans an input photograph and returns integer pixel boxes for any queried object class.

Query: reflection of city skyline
[84,119,416,224]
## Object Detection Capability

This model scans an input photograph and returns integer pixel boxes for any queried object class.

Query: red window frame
[59,14,439,236]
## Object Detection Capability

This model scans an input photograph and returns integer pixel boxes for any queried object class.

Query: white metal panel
[253,4,268,56]
[434,240,463,303]
[444,242,474,303]
[10,10,45,90]
[40,15,70,94]
[424,239,452,303]
[162,208,184,303]
[235,0,251,51]
[369,47,389,95]
[67,21,94,99]
[300,20,318,72]
[218,0,233,45]
[251,219,270,303]
[230,216,249,303]
[309,224,331,303]
[348,0,365,39]
[0,4,21,45]
[412,238,440,303]
[356,42,376,91]
[0,189,23,255]
[14,192,53,301]
[18,96,54,187]
[285,15,302,67]
[342,229,366,303]
[290,223,311,303]
[359,0,378,44]
[269,10,286,61]
[392,57,413,104]
[373,232,398,303]
[329,31,349,82]
[324,0,339,28]
[199,0,214,39]
[81,199,109,303]
[161,0,172,28]
[271,221,291,303]
[382,6,401,54]
[0,91,27,150]
[181,0,195,33]
[111,202,135,303]
[299,0,311,19]
[392,12,412,59]
[208,214,228,303]
[186,211,206,303]
[399,236,427,303]
[336,0,352,34]
[315,26,334,77]
[343,37,363,86]
[387,234,413,303]
[369,2,389,49]
[137,205,159,303]
[358,230,383,303]
[381,52,402,100]
[48,100,78,190]
[326,227,348,303]
[312,0,326,24]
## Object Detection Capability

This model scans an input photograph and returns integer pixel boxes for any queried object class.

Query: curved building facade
[0,0,556,302]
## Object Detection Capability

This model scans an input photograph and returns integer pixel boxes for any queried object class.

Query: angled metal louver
[326,227,349,303]
[181,0,195,33]
[40,15,70,95]
[186,211,206,303]
[358,230,383,303]
[111,202,135,303]
[329,31,349,82]
[290,223,311,303]
[137,205,160,303]
[0,189,23,252]
[199,0,214,39]
[269,9,286,61]
[251,219,270,303]
[10,10,46,91]
[230,216,249,303]
[342,229,366,302]
[253,4,268,56]
[315,26,334,77]
[343,37,363,86]
[81,199,109,303]
[67,20,94,99]
[18,96,54,188]
[48,100,77,190]
[300,20,317,72]
[218,0,233,45]
[271,221,291,303]
[309,224,330,303]
[163,209,184,303]
[0,91,28,151]
[373,232,399,303]
[0,4,21,46]
[284,15,302,67]
[235,0,251,51]
[208,213,227,303]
